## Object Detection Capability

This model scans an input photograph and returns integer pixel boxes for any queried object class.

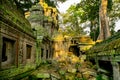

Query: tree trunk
[97,0,111,40]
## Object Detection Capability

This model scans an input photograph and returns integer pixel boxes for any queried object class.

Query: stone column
[111,61,120,80]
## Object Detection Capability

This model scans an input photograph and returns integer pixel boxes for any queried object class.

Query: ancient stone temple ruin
[0,0,36,78]
[27,1,59,61]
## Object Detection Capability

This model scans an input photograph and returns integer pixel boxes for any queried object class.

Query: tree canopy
[61,0,120,41]
[61,5,87,37]
[12,0,58,13]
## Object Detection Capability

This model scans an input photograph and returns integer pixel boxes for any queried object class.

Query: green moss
[1,0,34,37]
[87,32,120,56]
[0,64,36,79]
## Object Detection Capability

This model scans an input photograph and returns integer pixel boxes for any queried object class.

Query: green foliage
[61,5,87,37]
[77,0,100,22]
[90,26,99,41]
[108,0,120,21]
[76,0,100,40]
[96,74,103,80]
[45,0,56,7]
[14,0,39,12]
[107,0,113,11]
[61,0,100,39]
[69,0,120,40]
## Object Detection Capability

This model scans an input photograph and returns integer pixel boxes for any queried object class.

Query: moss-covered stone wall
[0,0,37,79]
[0,0,35,38]
[87,32,120,57]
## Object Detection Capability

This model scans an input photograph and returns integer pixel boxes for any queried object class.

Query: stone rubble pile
[29,54,97,80]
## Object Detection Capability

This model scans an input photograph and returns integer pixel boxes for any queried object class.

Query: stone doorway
[1,37,15,69]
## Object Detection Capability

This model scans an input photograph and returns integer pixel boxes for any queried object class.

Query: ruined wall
[0,0,36,79]
[0,21,36,68]
[40,38,52,60]
[27,2,59,63]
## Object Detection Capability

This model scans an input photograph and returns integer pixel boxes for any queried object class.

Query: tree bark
[97,0,111,40]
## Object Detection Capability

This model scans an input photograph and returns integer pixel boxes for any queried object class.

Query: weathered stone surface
[50,73,61,80]
[67,68,77,74]
[65,73,75,80]
[76,73,83,78]
[36,73,50,78]
[29,53,97,80]
[83,70,96,79]
[88,77,96,80]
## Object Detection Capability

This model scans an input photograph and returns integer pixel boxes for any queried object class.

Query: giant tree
[98,0,111,40]
[76,0,114,41]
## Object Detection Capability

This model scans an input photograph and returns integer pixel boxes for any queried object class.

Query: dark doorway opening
[69,45,80,56]
[99,60,113,78]
[26,45,32,59]
[2,37,15,68]
[41,48,44,58]
[46,50,48,59]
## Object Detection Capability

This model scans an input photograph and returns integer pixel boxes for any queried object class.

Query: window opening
[2,42,7,62]
[46,50,48,58]
[41,48,44,58]
[26,45,32,59]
